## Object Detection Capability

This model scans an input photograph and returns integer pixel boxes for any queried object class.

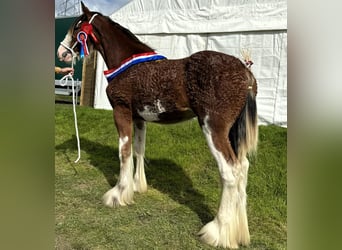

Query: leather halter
[60,13,99,57]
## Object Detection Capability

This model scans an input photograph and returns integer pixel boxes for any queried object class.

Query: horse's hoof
[198,219,239,249]
[102,185,134,207]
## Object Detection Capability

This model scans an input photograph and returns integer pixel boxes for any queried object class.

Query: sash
[104,52,167,81]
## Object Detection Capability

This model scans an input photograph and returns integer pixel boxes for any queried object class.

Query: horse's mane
[104,15,153,50]
[108,18,141,43]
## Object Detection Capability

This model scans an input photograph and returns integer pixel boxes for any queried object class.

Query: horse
[57,2,258,249]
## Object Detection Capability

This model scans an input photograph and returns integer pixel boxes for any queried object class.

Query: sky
[55,0,132,17]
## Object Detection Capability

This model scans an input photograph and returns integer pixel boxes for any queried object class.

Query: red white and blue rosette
[77,31,90,58]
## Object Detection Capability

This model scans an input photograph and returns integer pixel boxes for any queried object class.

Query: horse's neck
[97,22,153,70]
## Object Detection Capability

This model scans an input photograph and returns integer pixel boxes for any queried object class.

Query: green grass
[55,104,287,249]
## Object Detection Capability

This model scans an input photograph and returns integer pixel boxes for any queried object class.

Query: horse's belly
[136,101,195,124]
[156,109,196,124]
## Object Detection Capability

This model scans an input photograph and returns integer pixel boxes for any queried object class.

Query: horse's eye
[62,51,69,58]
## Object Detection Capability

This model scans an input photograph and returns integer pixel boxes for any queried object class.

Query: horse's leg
[133,120,147,193]
[103,107,134,207]
[198,115,246,249]
[236,155,250,246]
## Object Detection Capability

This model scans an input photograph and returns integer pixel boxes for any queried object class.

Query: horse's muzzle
[57,45,73,62]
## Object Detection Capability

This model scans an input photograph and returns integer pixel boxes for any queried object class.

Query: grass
[55,103,287,250]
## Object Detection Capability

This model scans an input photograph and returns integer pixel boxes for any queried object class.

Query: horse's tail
[229,73,258,160]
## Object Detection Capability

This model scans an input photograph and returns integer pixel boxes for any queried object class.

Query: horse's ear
[81,1,91,16]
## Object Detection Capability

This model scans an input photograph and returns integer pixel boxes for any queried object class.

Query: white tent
[94,0,287,127]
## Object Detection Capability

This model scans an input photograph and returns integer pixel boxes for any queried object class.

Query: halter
[60,13,99,58]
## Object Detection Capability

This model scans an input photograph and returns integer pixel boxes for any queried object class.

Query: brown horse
[57,2,258,249]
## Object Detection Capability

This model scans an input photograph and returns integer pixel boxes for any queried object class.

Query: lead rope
[57,13,99,163]
[59,56,81,163]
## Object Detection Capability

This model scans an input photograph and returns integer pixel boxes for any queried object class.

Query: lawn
[55,103,287,249]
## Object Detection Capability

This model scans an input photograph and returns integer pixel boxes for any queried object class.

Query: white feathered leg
[133,121,147,193]
[198,159,241,249]
[198,116,243,249]
[236,156,250,246]
[103,136,134,207]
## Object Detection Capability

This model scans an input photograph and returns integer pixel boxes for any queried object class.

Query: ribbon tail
[80,44,84,58]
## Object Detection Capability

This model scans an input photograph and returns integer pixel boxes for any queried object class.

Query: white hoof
[237,205,250,246]
[198,218,239,249]
[198,219,220,247]
[133,155,147,193]
[102,184,134,208]
[133,182,147,193]
[133,177,147,193]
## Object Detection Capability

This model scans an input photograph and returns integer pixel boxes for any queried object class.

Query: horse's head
[57,2,101,63]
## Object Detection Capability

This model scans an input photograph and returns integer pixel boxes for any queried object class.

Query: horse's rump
[185,51,255,118]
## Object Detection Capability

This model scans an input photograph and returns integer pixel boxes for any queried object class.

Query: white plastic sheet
[94,0,287,127]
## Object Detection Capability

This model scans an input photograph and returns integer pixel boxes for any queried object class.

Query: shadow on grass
[56,136,214,223]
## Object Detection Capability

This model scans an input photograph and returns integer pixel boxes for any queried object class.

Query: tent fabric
[94,0,287,127]
[111,0,287,34]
